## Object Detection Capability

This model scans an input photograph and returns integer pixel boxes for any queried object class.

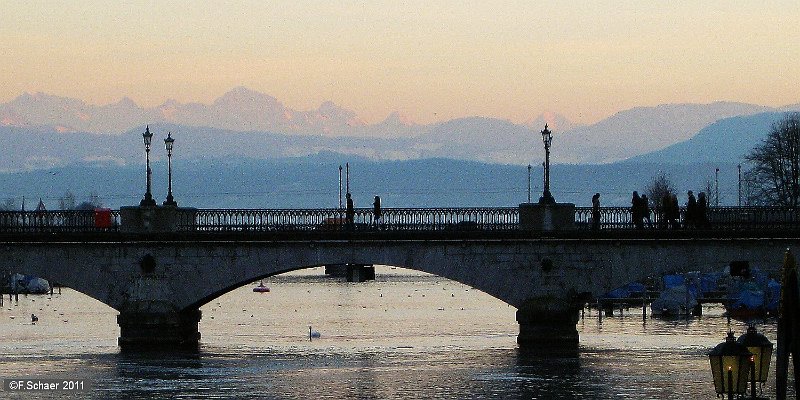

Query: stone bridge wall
[1,237,794,312]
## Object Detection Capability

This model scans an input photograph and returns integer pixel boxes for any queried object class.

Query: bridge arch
[185,260,515,312]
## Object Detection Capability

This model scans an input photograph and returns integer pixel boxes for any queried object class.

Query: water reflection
[0,268,794,399]
[511,350,589,399]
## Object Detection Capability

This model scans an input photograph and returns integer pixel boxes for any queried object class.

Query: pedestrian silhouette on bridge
[641,194,652,228]
[373,195,382,228]
[670,194,680,229]
[346,192,355,231]
[697,192,709,228]
[591,193,601,231]
[685,191,697,229]
[659,193,671,229]
[631,191,644,229]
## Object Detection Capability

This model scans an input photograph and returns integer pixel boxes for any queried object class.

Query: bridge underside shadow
[1,235,795,351]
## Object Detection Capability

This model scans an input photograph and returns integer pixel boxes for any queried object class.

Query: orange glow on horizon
[1,2,799,126]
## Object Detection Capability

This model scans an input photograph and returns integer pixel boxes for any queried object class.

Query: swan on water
[309,326,321,340]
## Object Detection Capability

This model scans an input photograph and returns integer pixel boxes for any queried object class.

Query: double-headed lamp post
[709,331,755,400]
[539,124,555,204]
[163,132,176,206]
[140,125,156,206]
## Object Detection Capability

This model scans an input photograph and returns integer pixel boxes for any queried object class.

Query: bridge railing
[189,207,520,232]
[575,206,800,230]
[1,206,799,234]
[0,210,121,233]
[707,206,800,229]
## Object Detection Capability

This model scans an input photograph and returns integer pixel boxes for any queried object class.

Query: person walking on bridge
[670,194,680,229]
[697,192,709,228]
[631,191,644,229]
[591,193,601,231]
[641,194,652,228]
[346,192,355,231]
[685,190,697,229]
[372,195,382,229]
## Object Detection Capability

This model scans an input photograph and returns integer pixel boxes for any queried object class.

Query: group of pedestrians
[344,193,382,231]
[658,192,681,229]
[649,190,710,229]
[591,190,712,230]
[683,190,710,228]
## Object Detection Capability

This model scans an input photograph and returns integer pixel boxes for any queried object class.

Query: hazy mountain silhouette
[0,152,740,210]
[558,102,775,164]
[624,112,789,165]
[0,88,370,136]
[10,109,794,210]
[1,88,798,165]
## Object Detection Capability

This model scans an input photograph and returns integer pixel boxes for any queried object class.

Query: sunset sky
[2,1,798,125]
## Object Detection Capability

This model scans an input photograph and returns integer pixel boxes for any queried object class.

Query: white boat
[650,285,698,316]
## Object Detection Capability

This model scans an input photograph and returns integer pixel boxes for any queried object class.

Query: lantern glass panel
[726,355,751,394]
[709,356,724,393]
[747,345,773,382]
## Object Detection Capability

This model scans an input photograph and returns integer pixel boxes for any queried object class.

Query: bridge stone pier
[1,204,798,352]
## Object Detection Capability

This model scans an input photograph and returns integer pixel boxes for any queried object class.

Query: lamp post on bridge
[738,164,742,207]
[518,123,574,232]
[539,124,555,204]
[139,126,156,206]
[527,164,532,203]
[346,162,350,194]
[163,132,176,206]
[716,167,720,206]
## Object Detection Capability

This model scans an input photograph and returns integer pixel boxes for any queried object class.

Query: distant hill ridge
[625,112,796,165]
[1,88,798,165]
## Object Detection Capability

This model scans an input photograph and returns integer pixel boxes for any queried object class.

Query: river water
[0,267,794,399]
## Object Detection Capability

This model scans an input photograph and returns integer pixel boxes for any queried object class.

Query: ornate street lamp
[709,331,753,400]
[163,132,176,206]
[539,124,555,204]
[737,325,774,399]
[139,125,156,206]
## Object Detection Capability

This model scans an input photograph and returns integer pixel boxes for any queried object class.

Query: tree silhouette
[744,113,800,206]
[646,172,676,209]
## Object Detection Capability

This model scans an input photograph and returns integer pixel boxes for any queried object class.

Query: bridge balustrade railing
[188,207,520,232]
[707,206,800,230]
[575,206,800,230]
[2,206,799,234]
[0,210,121,233]
[575,206,685,229]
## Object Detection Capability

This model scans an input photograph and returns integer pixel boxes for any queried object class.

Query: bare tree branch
[744,113,800,206]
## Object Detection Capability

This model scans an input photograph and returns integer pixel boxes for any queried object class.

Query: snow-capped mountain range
[1,87,799,166]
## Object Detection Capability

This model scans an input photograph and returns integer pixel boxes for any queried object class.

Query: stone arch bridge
[1,204,798,350]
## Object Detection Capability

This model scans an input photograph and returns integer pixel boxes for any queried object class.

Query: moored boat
[253,280,270,293]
